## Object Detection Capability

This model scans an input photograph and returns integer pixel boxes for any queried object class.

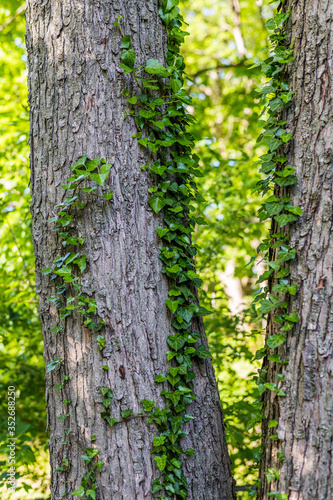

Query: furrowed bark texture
[259,1,333,499]
[25,1,235,499]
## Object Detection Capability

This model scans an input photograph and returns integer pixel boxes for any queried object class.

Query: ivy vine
[248,4,298,499]
[42,156,114,498]
[116,1,214,498]
[41,1,300,499]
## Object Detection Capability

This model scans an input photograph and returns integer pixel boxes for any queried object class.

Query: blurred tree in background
[0,1,50,499]
[0,1,275,498]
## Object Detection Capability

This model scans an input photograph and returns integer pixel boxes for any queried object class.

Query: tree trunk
[25,1,235,499]
[259,1,333,499]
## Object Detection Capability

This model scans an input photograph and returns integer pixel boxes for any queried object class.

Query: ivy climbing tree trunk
[25,1,235,499]
[259,1,333,499]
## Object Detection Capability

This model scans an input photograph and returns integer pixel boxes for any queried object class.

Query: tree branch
[191,60,247,78]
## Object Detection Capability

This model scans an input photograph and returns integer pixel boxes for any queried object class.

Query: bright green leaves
[170,78,182,93]
[274,213,298,227]
[116,10,211,500]
[103,192,114,201]
[196,345,212,359]
[265,12,290,31]
[267,137,282,152]
[100,386,113,409]
[283,312,299,323]
[252,13,299,479]
[72,486,85,496]
[165,299,179,313]
[164,0,179,11]
[73,449,101,497]
[81,448,99,465]
[121,409,134,419]
[145,59,170,77]
[265,198,284,216]
[43,152,114,399]
[41,267,53,274]
[154,455,167,471]
[120,35,131,49]
[266,335,286,349]
[46,358,63,373]
[148,196,166,213]
[127,96,137,105]
[96,335,105,351]
[90,168,111,187]
[159,1,179,25]
[120,49,136,69]
[167,334,186,352]
[142,399,155,412]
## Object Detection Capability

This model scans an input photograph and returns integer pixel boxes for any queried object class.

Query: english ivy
[248,3,299,498]
[42,1,299,499]
[41,156,113,499]
[115,1,214,498]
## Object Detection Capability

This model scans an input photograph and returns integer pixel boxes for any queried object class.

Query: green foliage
[249,5,300,498]
[0,2,50,498]
[179,0,271,492]
[118,0,218,492]
[0,1,299,498]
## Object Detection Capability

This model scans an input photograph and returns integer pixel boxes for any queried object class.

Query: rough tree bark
[259,1,333,499]
[25,1,235,499]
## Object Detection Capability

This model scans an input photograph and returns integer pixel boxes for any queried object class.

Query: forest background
[0,0,274,498]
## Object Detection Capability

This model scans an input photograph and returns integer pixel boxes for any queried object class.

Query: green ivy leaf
[167,335,186,351]
[41,267,53,274]
[154,455,167,471]
[120,49,136,69]
[280,322,294,331]
[120,64,133,74]
[97,335,106,350]
[285,204,302,215]
[142,399,155,412]
[145,59,170,77]
[46,359,62,373]
[275,175,297,187]
[265,200,285,216]
[103,192,114,201]
[148,196,166,214]
[267,137,282,151]
[120,35,131,49]
[260,297,280,314]
[107,418,117,427]
[90,171,110,187]
[287,284,297,295]
[274,213,298,227]
[95,461,104,472]
[166,264,181,274]
[154,373,167,383]
[268,354,282,363]
[157,226,169,238]
[165,299,179,313]
[164,0,179,10]
[72,486,85,496]
[196,345,212,359]
[283,312,299,323]
[170,78,182,93]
